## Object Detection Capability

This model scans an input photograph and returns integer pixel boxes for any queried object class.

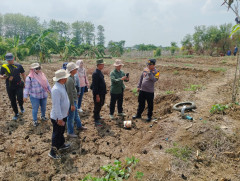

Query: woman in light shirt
[76,60,89,113]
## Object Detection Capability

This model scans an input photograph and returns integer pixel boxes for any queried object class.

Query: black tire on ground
[173,102,196,112]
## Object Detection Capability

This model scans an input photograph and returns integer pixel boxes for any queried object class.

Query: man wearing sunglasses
[0,53,26,120]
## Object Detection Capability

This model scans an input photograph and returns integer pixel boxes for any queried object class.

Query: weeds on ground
[184,64,193,67]
[125,59,142,63]
[173,70,179,75]
[184,84,202,91]
[82,156,143,181]
[221,60,227,64]
[132,88,139,96]
[165,143,192,161]
[209,67,227,72]
[165,90,174,95]
[210,104,230,114]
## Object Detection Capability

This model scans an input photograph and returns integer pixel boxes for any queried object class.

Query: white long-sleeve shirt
[50,82,70,120]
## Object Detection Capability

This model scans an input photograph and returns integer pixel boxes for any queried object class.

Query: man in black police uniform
[91,59,107,127]
[0,53,26,120]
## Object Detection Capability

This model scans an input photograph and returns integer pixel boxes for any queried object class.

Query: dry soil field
[0,56,240,181]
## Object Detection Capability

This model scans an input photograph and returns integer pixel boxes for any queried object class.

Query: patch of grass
[166,143,192,161]
[125,59,143,63]
[104,59,115,64]
[175,55,194,59]
[173,70,179,75]
[209,67,227,72]
[215,125,220,130]
[165,90,174,95]
[221,60,227,64]
[184,84,202,91]
[184,64,193,67]
[202,120,208,124]
[210,104,231,114]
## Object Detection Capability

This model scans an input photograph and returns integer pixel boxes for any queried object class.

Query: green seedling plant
[132,88,139,96]
[184,84,202,91]
[82,157,141,181]
[165,143,192,161]
[210,104,230,114]
[165,90,174,95]
[134,171,144,180]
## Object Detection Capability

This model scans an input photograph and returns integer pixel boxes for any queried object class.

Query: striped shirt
[23,76,51,99]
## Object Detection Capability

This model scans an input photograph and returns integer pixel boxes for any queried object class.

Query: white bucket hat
[67,62,79,73]
[53,69,70,81]
[113,59,124,66]
[30,63,40,69]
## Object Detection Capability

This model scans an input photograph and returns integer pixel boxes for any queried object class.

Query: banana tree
[5,35,21,61]
[26,29,57,63]
[57,38,78,61]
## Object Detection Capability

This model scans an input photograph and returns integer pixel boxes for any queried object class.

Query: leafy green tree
[154,48,162,57]
[0,37,8,60]
[49,20,70,39]
[0,14,3,36]
[26,29,58,63]
[181,34,193,54]
[3,13,41,42]
[108,40,125,57]
[82,22,95,44]
[5,35,22,60]
[170,42,178,55]
[97,25,105,46]
[193,25,207,54]
[72,21,83,46]
[57,38,78,61]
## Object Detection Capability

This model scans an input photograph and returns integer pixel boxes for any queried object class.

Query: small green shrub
[135,171,144,180]
[210,104,230,114]
[82,157,141,181]
[154,48,161,57]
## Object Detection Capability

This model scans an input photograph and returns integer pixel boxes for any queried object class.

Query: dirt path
[194,67,235,115]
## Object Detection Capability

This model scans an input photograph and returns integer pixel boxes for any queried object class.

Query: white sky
[0,0,236,47]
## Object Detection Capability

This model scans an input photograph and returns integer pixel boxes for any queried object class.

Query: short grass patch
[184,84,202,91]
[209,67,227,72]
[166,143,192,161]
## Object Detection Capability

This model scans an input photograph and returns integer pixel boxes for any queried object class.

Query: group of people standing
[0,52,160,159]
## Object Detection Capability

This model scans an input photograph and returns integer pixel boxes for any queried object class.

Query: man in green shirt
[109,59,129,119]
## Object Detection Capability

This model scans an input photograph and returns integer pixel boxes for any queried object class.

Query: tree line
[0,13,126,62]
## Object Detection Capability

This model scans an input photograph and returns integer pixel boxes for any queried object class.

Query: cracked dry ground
[0,56,240,181]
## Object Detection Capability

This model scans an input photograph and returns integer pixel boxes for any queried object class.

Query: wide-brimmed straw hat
[66,62,79,73]
[30,63,41,69]
[113,59,124,66]
[53,69,70,82]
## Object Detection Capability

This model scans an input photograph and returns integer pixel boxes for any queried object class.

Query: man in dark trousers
[0,53,26,120]
[49,69,70,159]
[132,59,160,122]
[91,59,107,126]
